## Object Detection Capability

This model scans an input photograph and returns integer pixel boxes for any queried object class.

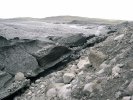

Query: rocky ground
[0,16,133,100]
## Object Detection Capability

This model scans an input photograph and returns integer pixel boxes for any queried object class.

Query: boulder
[88,48,107,68]
[83,80,102,93]
[63,73,75,84]
[46,88,57,99]
[77,57,91,70]
[15,72,25,81]
[58,84,72,99]
[83,82,95,93]
[122,96,131,100]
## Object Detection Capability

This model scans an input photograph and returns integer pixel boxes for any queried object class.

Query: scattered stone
[83,82,95,93]
[122,96,131,100]
[52,83,64,89]
[83,79,103,93]
[78,71,84,76]
[88,48,107,68]
[96,68,105,74]
[70,65,78,73]
[114,34,124,41]
[15,72,25,81]
[131,96,133,100]
[115,91,122,98]
[130,69,133,71]
[112,64,122,77]
[63,73,75,84]
[99,62,110,69]
[127,59,133,68]
[46,88,57,99]
[77,57,91,70]
[127,79,133,93]
[35,79,41,83]
[27,91,32,95]
[58,84,72,100]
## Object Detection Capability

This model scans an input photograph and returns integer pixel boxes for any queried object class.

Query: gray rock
[131,96,133,100]
[83,82,95,93]
[58,84,72,100]
[127,79,133,93]
[15,72,25,81]
[77,57,90,70]
[88,48,107,68]
[115,91,122,98]
[127,59,133,68]
[122,96,131,100]
[46,88,57,99]
[112,64,122,77]
[35,79,41,84]
[114,34,124,41]
[63,73,75,84]
[83,80,102,93]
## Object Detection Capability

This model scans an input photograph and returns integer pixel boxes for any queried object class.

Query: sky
[0,0,133,20]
